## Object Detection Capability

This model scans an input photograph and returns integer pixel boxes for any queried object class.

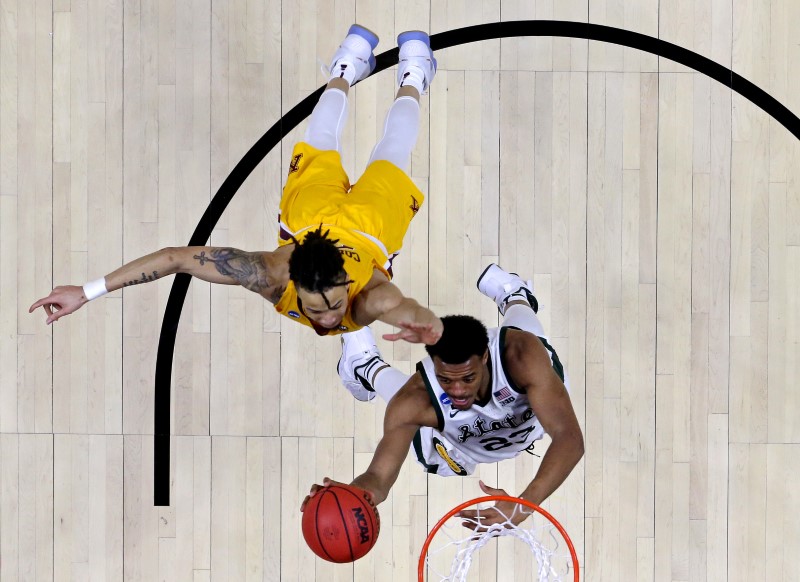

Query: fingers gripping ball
[302,485,380,563]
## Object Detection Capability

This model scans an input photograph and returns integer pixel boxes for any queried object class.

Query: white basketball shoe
[396,30,437,92]
[337,326,386,402]
[328,24,380,84]
[477,264,539,315]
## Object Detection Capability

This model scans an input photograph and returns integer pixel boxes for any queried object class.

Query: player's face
[297,285,349,329]
[432,352,490,410]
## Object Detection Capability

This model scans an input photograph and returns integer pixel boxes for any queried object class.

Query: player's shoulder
[360,267,390,291]
[391,372,429,406]
[350,269,395,325]
[498,327,552,373]
[498,326,535,352]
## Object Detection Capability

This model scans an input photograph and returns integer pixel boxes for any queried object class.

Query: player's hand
[457,480,530,530]
[29,285,88,325]
[382,320,443,345]
[300,477,347,512]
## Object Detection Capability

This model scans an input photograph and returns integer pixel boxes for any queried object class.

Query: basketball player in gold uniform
[31,26,442,345]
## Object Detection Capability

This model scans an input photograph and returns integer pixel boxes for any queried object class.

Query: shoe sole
[346,24,379,78]
[476,263,503,315]
[476,263,539,314]
[336,356,376,401]
[397,30,438,72]
[476,263,499,291]
[349,24,380,49]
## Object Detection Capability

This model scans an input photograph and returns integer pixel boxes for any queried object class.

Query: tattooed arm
[30,246,284,324]
[102,246,280,295]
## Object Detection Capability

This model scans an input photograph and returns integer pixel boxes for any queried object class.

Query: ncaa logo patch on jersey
[494,386,516,406]
[439,393,452,406]
[288,310,301,318]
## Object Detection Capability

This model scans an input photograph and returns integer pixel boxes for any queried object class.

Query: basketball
[302,484,381,563]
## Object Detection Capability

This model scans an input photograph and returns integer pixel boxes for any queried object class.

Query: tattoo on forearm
[123,271,160,287]
[193,248,270,293]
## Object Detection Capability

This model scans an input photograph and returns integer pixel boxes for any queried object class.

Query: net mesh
[421,500,576,582]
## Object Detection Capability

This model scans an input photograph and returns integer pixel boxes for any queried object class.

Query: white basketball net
[421,501,575,582]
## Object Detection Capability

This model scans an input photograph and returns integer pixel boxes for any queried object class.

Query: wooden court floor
[1,1,799,580]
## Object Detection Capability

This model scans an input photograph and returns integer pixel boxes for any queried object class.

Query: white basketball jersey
[412,327,565,477]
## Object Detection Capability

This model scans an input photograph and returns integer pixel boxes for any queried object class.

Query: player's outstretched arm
[351,378,436,505]
[508,330,584,505]
[349,423,418,505]
[29,246,281,324]
[459,331,583,530]
[352,278,443,345]
[301,379,432,510]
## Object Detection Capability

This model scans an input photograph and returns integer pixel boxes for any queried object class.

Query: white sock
[329,61,357,86]
[399,65,425,93]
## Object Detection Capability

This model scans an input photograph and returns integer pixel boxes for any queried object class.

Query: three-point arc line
[153,20,800,506]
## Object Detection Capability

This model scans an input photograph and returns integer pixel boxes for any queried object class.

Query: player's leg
[338,326,410,403]
[477,264,545,336]
[366,31,437,172]
[478,264,575,398]
[304,24,379,152]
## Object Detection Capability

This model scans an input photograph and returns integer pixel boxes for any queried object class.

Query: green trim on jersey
[538,335,565,381]
[417,361,445,431]
[500,326,565,394]
[475,355,494,408]
[412,430,439,474]
[499,326,524,394]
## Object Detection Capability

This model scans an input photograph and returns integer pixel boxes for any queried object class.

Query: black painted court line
[153,20,800,506]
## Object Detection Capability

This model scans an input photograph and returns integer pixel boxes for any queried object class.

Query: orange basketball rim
[418,495,579,582]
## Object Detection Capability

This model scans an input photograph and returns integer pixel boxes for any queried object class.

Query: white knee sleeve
[372,366,411,403]
[502,304,546,337]
[304,88,349,152]
[368,96,420,172]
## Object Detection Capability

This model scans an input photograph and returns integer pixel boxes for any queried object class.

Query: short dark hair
[288,226,349,296]
[425,315,489,364]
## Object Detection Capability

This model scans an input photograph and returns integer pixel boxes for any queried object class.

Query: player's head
[424,315,491,409]
[289,226,351,329]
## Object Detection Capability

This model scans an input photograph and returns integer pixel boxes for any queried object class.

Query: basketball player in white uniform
[302,265,584,528]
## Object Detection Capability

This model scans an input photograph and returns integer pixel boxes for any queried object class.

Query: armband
[82,277,108,301]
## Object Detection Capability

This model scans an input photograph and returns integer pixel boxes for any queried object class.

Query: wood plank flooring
[1,1,798,580]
